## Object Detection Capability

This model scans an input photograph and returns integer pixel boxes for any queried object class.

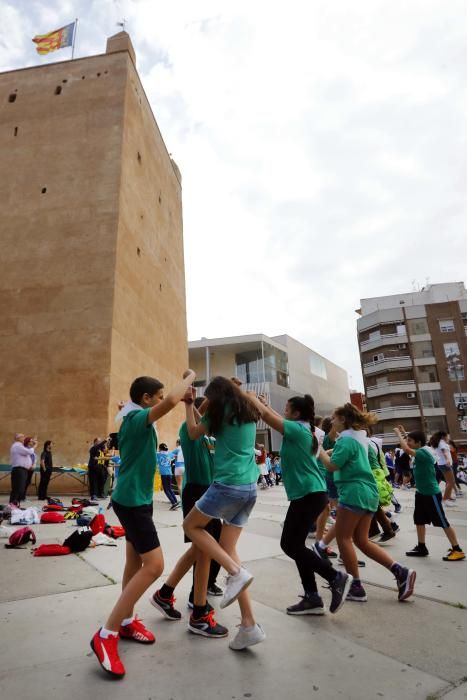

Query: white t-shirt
[436,439,452,466]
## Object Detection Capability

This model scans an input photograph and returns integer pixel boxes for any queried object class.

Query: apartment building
[357,282,467,446]
[189,334,349,451]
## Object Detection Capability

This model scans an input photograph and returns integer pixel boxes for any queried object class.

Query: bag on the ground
[47,497,64,507]
[90,514,106,535]
[11,507,40,525]
[82,506,99,517]
[64,511,79,520]
[104,524,125,539]
[40,512,66,524]
[76,515,92,527]
[42,504,66,512]
[33,544,71,557]
[63,529,93,552]
[72,498,98,507]
[5,527,37,548]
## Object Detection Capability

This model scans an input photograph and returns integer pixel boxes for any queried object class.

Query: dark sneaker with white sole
[286,594,325,615]
[406,544,429,557]
[188,609,228,638]
[329,572,353,614]
[150,590,182,620]
[378,531,396,544]
[395,567,416,601]
[346,582,368,602]
[207,583,223,596]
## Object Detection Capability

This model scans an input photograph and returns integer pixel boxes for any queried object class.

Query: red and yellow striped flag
[32,22,75,55]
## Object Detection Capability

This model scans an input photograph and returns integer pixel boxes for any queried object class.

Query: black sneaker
[394,567,416,601]
[329,572,353,614]
[187,591,213,612]
[394,504,402,513]
[406,545,429,557]
[150,590,182,620]
[286,594,325,616]
[169,502,181,511]
[346,581,368,602]
[207,583,223,596]
[378,531,396,543]
[391,522,400,533]
[188,609,228,638]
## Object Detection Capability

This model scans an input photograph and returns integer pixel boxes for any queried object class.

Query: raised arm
[185,399,208,440]
[245,392,284,435]
[148,370,196,424]
[393,426,416,458]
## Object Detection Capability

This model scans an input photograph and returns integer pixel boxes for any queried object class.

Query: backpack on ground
[40,512,66,524]
[90,514,106,535]
[63,529,93,552]
[47,497,64,507]
[5,527,37,548]
[33,544,71,557]
[76,515,93,527]
[64,511,79,520]
[42,504,66,512]
[104,524,125,539]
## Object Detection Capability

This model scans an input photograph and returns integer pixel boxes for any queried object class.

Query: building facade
[357,282,467,446]
[189,334,349,450]
[0,33,188,465]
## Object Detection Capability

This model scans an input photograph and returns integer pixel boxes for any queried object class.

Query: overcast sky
[2,0,467,391]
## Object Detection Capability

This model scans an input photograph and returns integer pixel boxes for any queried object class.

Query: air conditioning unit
[407,392,416,399]
[398,343,407,349]
[373,353,384,362]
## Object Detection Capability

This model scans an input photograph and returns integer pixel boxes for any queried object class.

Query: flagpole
[71,18,78,59]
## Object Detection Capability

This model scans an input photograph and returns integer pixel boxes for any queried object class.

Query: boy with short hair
[91,370,196,679]
[393,426,465,562]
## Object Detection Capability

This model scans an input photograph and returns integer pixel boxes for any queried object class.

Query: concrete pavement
[0,485,466,699]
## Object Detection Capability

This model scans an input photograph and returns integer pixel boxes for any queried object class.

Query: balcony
[366,380,416,398]
[373,405,421,420]
[363,356,412,376]
[360,333,408,352]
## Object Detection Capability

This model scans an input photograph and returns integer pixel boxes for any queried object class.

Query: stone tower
[0,32,188,464]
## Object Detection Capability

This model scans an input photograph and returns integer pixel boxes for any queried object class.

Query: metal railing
[366,380,416,391]
[373,405,420,415]
[363,356,411,369]
[360,333,407,349]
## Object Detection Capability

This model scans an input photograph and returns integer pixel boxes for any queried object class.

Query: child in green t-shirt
[394,426,465,562]
[247,391,352,617]
[319,403,416,604]
[91,370,196,679]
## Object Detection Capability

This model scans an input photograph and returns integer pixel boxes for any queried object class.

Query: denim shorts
[195,481,257,527]
[339,502,375,516]
[325,475,338,500]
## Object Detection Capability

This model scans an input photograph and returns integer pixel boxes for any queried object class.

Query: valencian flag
[32,21,76,55]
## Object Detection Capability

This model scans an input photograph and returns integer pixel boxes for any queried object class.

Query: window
[425,416,448,434]
[263,342,289,387]
[444,342,460,357]
[236,348,263,384]
[420,390,443,408]
[439,319,455,333]
[416,365,439,383]
[310,353,327,380]
[372,353,384,363]
[369,330,381,341]
[396,324,406,336]
[407,318,429,335]
[412,340,434,359]
[376,376,388,386]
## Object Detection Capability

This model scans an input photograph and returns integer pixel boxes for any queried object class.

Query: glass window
[420,390,443,408]
[425,416,448,434]
[310,353,327,380]
[369,330,381,341]
[407,318,429,335]
[262,342,289,387]
[396,324,406,336]
[416,365,439,383]
[236,348,264,384]
[411,340,434,359]
[439,319,455,333]
[444,342,460,357]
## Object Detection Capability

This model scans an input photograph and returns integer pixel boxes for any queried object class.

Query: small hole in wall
[82,75,85,80]
[97,72,101,77]
[104,70,108,74]
[158,193,162,204]
[41,187,47,194]
[137,247,141,256]
[8,93,16,103]
[137,151,142,163]
[140,214,144,220]
[62,79,68,83]
[14,127,18,136]
[55,86,62,95]
[164,257,167,262]
[159,284,162,292]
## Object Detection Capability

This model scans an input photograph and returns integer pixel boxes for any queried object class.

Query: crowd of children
[90,371,466,680]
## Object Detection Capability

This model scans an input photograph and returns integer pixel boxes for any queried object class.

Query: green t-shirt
[112,408,157,507]
[331,436,379,512]
[202,414,258,485]
[179,422,214,487]
[280,420,326,501]
[413,447,440,496]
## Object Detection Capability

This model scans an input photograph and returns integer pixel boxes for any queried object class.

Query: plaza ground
[0,486,466,700]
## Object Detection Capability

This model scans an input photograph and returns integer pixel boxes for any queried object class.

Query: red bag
[67,505,83,514]
[40,512,66,524]
[5,527,36,548]
[90,514,106,535]
[42,504,66,512]
[33,544,71,557]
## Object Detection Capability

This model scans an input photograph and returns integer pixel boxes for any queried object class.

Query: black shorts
[414,492,450,528]
[395,465,411,477]
[181,482,222,544]
[112,500,160,554]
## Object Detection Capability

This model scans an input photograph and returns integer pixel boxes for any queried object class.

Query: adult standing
[88,438,103,500]
[9,433,37,505]
[23,436,37,500]
[38,440,53,500]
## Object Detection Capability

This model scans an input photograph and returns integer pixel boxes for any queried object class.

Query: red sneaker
[90,629,125,678]
[119,616,156,644]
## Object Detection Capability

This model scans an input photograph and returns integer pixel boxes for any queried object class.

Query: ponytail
[334,402,378,431]
[288,394,318,453]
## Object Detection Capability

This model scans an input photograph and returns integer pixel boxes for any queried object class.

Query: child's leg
[122,541,142,589]
[416,524,426,544]
[106,546,164,632]
[220,524,255,627]
[184,507,241,575]
[193,548,211,607]
[322,522,336,546]
[444,526,460,548]
[442,469,456,501]
[161,475,178,505]
[375,507,393,535]
[335,509,361,577]
[316,503,330,542]
[163,545,197,589]
[352,514,395,569]
[175,474,183,494]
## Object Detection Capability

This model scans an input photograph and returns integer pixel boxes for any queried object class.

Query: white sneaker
[445,499,456,507]
[229,623,266,650]
[220,568,253,609]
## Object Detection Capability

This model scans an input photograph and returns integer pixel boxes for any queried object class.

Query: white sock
[318,539,326,549]
[121,616,135,627]
[99,626,119,638]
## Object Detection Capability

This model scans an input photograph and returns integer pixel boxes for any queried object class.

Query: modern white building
[189,333,349,451]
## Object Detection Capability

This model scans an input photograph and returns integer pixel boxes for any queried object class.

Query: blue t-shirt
[156,452,172,476]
